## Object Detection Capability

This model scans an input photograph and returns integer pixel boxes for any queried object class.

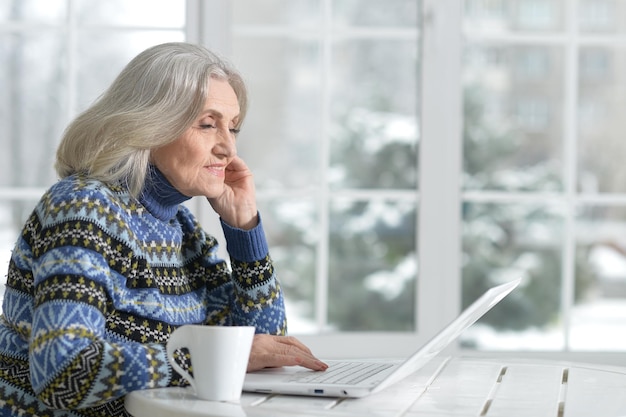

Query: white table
[125,356,626,417]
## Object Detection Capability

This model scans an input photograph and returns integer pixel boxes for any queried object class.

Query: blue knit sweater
[0,170,286,417]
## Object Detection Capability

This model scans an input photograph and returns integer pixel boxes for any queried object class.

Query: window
[227,0,420,336]
[3,0,626,364]
[462,0,626,359]
[579,0,614,32]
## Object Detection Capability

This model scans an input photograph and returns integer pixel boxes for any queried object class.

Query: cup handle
[166,326,197,393]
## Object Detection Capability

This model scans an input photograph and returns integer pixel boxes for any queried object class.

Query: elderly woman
[0,42,326,417]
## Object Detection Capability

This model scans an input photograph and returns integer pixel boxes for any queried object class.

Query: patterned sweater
[0,171,286,417]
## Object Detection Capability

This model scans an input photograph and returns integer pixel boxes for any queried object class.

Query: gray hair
[55,42,248,197]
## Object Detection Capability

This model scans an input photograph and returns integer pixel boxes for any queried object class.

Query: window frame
[2,0,624,366]
[190,0,626,365]
[187,0,466,358]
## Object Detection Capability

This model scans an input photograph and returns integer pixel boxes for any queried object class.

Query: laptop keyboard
[289,361,395,385]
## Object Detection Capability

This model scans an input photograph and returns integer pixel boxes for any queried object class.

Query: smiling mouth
[206,165,225,177]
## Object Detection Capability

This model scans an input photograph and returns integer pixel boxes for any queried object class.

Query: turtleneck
[139,166,191,221]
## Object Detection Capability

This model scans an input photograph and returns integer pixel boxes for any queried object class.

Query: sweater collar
[139,166,191,221]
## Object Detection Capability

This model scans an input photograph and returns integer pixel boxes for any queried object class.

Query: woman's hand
[247,334,328,372]
[207,155,258,230]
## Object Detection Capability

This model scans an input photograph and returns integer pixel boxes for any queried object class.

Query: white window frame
[185,0,463,359]
[2,0,623,365]
[187,1,626,366]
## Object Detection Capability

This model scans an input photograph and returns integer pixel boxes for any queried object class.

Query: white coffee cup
[166,325,255,402]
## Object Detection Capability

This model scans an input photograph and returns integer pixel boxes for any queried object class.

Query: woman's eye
[200,124,216,129]
[229,128,241,135]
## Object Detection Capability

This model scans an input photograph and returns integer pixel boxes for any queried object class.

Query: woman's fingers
[247,334,328,372]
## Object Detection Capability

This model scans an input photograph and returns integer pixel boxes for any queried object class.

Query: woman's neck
[139,166,191,221]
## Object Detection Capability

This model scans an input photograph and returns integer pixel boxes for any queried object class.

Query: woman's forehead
[200,79,240,120]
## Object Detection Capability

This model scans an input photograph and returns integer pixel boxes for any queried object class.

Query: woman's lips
[205,164,226,178]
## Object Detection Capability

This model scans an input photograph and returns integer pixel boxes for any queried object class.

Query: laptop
[243,278,521,398]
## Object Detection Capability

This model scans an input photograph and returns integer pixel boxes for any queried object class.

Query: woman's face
[151,78,240,198]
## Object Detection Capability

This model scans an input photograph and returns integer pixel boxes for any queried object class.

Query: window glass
[328,199,416,331]
[0,0,66,23]
[75,31,186,110]
[0,32,67,188]
[257,198,318,332]
[74,0,185,27]
[332,0,419,27]
[464,0,565,32]
[463,44,564,192]
[578,0,626,33]
[461,202,565,350]
[232,1,421,334]
[233,0,320,26]
[330,39,419,190]
[578,47,626,194]
[462,2,568,352]
[233,37,322,189]
[575,205,626,350]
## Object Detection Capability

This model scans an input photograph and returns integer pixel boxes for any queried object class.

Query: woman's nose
[214,129,236,158]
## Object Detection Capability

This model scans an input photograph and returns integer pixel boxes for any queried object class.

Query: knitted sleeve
[221,216,288,335]
[26,181,171,410]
